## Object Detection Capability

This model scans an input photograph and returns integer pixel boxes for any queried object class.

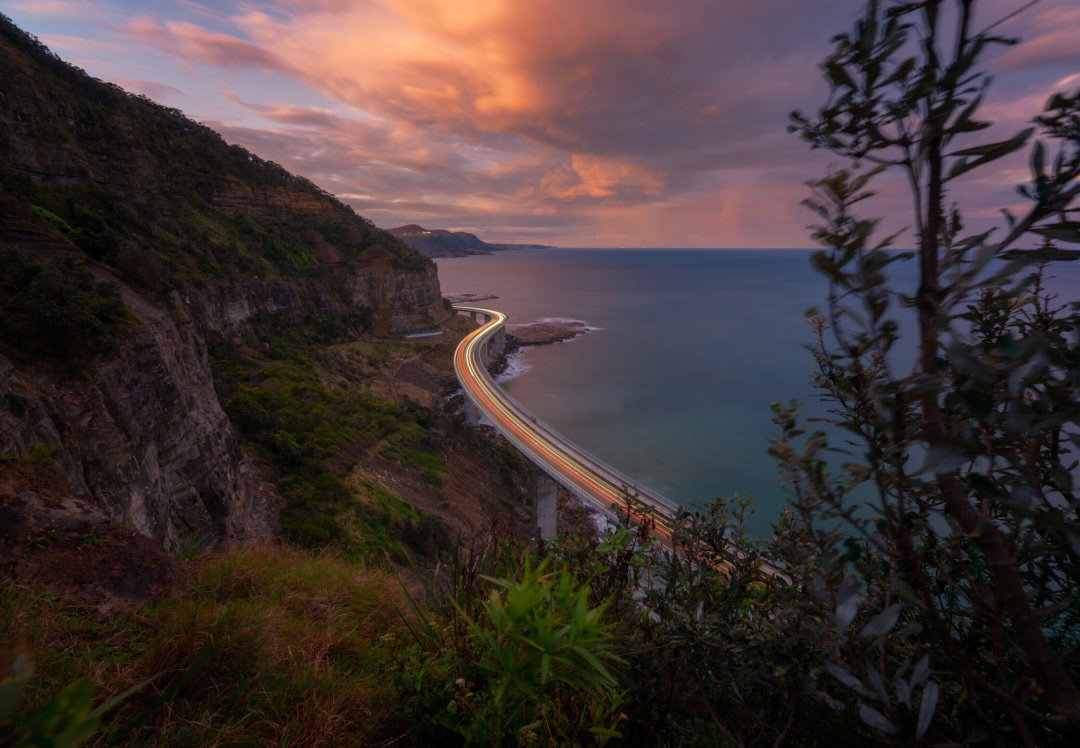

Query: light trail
[452,305,790,583]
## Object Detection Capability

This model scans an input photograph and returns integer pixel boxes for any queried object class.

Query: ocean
[435,248,1080,537]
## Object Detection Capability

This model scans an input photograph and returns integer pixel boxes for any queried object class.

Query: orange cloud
[101,0,1080,246]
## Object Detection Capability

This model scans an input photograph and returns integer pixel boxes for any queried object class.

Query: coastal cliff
[0,17,448,548]
[177,257,443,339]
[0,268,273,548]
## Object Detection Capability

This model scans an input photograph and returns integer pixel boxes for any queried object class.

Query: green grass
[1,547,408,746]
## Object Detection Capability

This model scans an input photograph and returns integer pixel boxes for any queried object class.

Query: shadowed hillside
[0,15,465,550]
[0,15,436,309]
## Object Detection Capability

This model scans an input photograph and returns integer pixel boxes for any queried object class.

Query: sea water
[436,248,1080,537]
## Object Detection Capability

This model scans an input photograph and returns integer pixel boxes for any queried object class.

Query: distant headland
[387,223,555,258]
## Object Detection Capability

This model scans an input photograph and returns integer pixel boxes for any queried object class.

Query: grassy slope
[2,546,410,746]
[207,317,455,560]
[197,302,530,563]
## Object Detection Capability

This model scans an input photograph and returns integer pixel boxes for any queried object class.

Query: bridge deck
[452,305,788,582]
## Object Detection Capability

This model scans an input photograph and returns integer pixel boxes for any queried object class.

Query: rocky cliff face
[0,17,447,549]
[0,241,274,549]
[347,254,446,334]
[177,249,446,339]
[177,280,342,339]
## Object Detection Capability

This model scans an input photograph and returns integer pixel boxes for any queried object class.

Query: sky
[5,0,1080,247]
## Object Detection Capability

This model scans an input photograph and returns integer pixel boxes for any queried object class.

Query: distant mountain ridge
[389,224,553,258]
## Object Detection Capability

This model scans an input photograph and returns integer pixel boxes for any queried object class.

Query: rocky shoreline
[507,318,591,346]
[481,318,594,382]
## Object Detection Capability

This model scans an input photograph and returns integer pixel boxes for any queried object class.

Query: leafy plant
[0,644,152,748]
[466,555,624,742]
[397,548,625,745]
[780,0,1080,742]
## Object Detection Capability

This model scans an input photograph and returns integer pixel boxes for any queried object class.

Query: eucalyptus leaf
[916,682,940,739]
[910,655,930,687]
[825,663,872,698]
[860,603,902,639]
[920,445,968,475]
[866,664,889,704]
[1030,224,1080,246]
[859,704,898,735]
[894,676,912,709]
[948,128,1034,179]
[834,594,860,632]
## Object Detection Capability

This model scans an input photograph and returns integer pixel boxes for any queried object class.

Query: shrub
[0,250,127,370]
[781,1,1080,741]
[397,550,625,745]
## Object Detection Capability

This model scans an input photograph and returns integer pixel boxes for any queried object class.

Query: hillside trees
[777,0,1080,742]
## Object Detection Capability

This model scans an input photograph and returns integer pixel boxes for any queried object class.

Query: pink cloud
[38,33,119,55]
[5,0,94,18]
[124,17,294,74]
[111,77,184,101]
[102,0,1080,246]
[999,28,1080,70]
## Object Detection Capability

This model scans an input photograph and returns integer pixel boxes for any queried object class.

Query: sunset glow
[10,0,1080,246]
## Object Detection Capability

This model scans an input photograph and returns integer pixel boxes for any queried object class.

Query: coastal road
[452,305,788,582]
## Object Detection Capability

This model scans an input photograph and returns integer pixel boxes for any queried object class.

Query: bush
[781,1,1080,741]
[0,250,127,370]
[397,550,625,745]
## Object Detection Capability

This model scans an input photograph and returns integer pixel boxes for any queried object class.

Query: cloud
[5,0,94,18]
[112,77,184,102]
[123,16,294,74]
[101,0,1080,246]
[996,4,1080,71]
[38,33,120,55]
[999,29,1080,71]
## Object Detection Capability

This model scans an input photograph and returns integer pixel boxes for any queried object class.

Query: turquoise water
[435,248,1079,537]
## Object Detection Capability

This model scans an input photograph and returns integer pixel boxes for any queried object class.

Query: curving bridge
[452,305,788,582]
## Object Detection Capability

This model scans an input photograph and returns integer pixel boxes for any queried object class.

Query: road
[452,305,788,582]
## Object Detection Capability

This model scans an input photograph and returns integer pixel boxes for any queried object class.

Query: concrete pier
[481,328,505,367]
[490,326,506,358]
[532,470,558,541]
[463,399,480,426]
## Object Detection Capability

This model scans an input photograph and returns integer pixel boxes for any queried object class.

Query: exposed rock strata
[0,239,275,549]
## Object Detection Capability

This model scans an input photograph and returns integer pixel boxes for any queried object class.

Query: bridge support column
[470,311,478,323]
[532,470,558,541]
[463,399,480,426]
[491,327,505,358]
